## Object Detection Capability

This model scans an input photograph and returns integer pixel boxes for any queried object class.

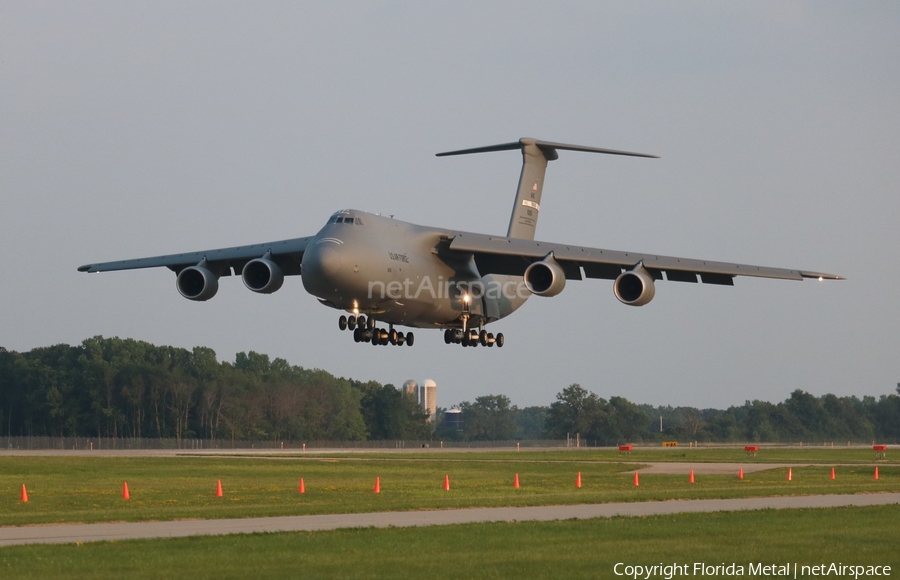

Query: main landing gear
[339,315,414,347]
[443,328,504,348]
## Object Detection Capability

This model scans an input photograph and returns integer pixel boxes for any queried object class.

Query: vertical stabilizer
[436,138,657,240]
[507,139,551,240]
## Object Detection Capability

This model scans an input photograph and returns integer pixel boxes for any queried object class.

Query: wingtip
[801,272,845,281]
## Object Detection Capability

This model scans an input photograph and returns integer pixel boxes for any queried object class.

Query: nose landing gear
[340,316,413,346]
[443,328,504,348]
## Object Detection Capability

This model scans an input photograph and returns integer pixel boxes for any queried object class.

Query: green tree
[514,406,547,440]
[459,395,517,440]
[354,381,431,440]
[544,384,607,441]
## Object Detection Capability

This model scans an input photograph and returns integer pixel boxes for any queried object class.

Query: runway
[2,493,899,547]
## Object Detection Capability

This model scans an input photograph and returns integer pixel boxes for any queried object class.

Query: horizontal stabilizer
[436,138,658,159]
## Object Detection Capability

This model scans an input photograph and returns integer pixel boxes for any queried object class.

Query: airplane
[79,138,843,349]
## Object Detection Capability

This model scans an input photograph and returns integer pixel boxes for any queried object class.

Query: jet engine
[614,264,655,306]
[524,255,566,297]
[242,257,284,294]
[176,265,219,301]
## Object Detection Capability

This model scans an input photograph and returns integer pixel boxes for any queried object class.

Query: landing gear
[338,316,413,346]
[442,328,503,348]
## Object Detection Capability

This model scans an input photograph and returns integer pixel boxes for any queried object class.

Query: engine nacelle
[524,256,567,297]
[614,265,656,306]
[242,258,284,294]
[176,266,219,301]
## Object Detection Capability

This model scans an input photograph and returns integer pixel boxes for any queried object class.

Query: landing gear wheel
[389,329,398,345]
[339,315,348,331]
[487,332,495,347]
[406,332,414,346]
[479,330,488,346]
[348,316,357,331]
[496,333,504,348]
[367,317,376,330]
[444,329,453,344]
[357,315,366,329]
[397,332,405,346]
[353,327,362,342]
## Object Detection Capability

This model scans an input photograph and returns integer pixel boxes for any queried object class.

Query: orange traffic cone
[299,478,305,494]
[874,466,879,480]
[830,467,835,480]
[576,472,582,488]
[374,476,381,494]
[787,468,792,482]
[20,484,28,503]
[443,474,450,491]
[689,469,695,483]
[633,471,640,487]
[216,479,223,497]
[513,473,520,489]
[738,467,744,480]
[123,481,130,500]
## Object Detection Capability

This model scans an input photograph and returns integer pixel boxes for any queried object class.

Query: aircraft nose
[302,241,345,288]
[316,244,343,279]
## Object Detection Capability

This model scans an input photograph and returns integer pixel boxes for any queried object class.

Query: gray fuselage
[301,210,529,329]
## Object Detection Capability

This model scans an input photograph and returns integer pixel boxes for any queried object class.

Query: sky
[2,2,898,410]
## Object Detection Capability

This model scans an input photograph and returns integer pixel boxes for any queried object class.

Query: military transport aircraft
[79,138,842,348]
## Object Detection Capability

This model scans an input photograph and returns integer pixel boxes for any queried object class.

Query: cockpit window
[331,216,362,225]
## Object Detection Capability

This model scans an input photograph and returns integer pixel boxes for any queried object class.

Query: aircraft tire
[389,329,398,345]
[397,332,405,345]
[367,317,376,330]
[496,333,505,348]
[339,316,348,331]
[479,330,488,346]
[357,315,366,329]
[353,327,361,342]
[348,316,357,331]
[406,332,414,346]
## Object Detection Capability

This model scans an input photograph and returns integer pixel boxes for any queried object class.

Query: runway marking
[2,493,898,547]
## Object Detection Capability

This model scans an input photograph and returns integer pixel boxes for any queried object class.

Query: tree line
[0,337,429,443]
[1,337,898,444]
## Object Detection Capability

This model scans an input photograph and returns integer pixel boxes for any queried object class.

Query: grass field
[1,449,897,526]
[0,505,897,579]
[1,449,898,579]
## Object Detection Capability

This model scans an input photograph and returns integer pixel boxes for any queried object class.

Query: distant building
[403,380,418,400]
[419,379,437,421]
[404,378,437,421]
[443,407,463,432]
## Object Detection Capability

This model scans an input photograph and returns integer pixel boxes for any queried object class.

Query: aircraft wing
[445,231,843,284]
[78,236,312,276]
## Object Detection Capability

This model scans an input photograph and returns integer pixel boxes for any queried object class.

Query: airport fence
[3,437,883,452]
[0,436,575,451]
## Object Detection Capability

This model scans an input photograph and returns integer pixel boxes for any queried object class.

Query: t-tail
[437,138,658,240]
